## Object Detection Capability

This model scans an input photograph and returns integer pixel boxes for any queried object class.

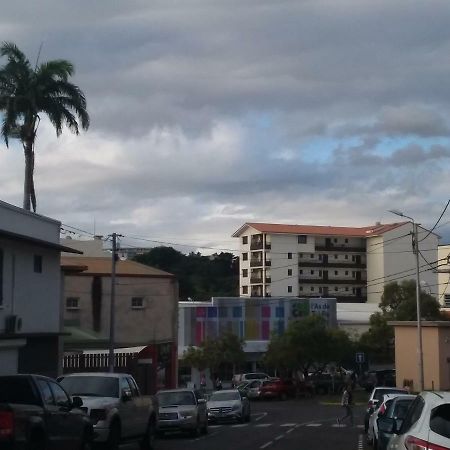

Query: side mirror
[378,417,395,434]
[197,398,206,405]
[72,396,83,409]
[122,390,132,402]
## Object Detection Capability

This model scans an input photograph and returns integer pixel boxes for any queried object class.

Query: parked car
[0,374,93,450]
[231,373,270,387]
[238,380,269,400]
[376,394,416,450]
[367,393,415,447]
[58,372,157,450]
[156,388,208,436]
[379,391,450,450]
[361,370,396,392]
[310,372,346,395]
[364,386,409,433]
[207,389,251,423]
[259,379,296,400]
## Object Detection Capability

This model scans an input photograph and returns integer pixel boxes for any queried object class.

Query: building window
[333,238,338,243]
[298,235,307,244]
[131,297,145,309]
[242,252,248,261]
[345,255,348,260]
[299,253,303,258]
[311,270,314,275]
[242,286,248,294]
[242,236,248,245]
[299,286,303,292]
[288,269,292,276]
[345,287,349,292]
[334,270,338,275]
[299,269,303,274]
[345,238,348,243]
[288,285,292,293]
[242,269,248,277]
[319,287,322,293]
[310,254,314,258]
[335,287,338,292]
[445,295,450,307]
[319,270,322,276]
[310,287,314,292]
[352,288,356,294]
[352,255,355,262]
[288,252,293,259]
[334,254,338,259]
[319,254,323,260]
[66,297,79,310]
[352,271,356,278]
[345,271,349,275]
[34,255,43,273]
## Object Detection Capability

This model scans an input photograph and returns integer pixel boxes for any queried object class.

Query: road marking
[280,423,297,427]
[231,423,249,428]
[356,425,364,429]
[209,425,222,429]
[358,434,363,450]
[254,412,268,422]
[255,423,272,427]
[286,428,295,434]
[332,423,347,428]
[306,423,322,427]
[274,435,284,441]
[260,441,273,449]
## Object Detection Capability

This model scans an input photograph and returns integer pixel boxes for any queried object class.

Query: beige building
[392,321,450,391]
[61,255,178,349]
[233,222,438,304]
[438,245,450,306]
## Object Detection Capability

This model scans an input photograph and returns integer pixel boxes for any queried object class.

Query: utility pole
[412,222,425,392]
[109,233,118,373]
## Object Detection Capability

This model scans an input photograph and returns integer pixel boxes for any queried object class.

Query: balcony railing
[250,277,263,284]
[298,261,366,268]
[315,245,366,252]
[250,259,271,267]
[250,241,271,250]
[299,278,367,284]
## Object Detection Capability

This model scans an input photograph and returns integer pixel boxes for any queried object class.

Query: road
[122,397,370,450]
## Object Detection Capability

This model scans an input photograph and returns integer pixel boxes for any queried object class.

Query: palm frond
[36,59,74,82]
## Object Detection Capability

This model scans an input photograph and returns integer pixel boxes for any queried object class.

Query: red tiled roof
[232,222,408,238]
[61,257,174,277]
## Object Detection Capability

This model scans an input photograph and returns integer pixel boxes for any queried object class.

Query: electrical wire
[420,199,450,242]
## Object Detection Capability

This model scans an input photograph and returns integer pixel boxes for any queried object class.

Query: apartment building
[233,222,439,304]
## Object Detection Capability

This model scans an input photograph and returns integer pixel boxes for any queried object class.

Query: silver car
[156,389,208,436]
[207,389,251,423]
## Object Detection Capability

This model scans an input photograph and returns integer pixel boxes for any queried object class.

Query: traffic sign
[355,352,365,364]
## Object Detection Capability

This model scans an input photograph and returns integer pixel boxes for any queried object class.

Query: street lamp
[388,210,424,391]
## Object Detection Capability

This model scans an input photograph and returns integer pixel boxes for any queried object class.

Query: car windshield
[209,391,241,401]
[59,376,119,398]
[158,391,196,406]
[374,389,406,402]
[0,377,40,405]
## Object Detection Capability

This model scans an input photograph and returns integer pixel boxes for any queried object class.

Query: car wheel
[140,419,156,450]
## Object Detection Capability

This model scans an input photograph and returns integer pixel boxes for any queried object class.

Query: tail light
[0,411,14,438]
[405,435,450,450]
[378,403,386,415]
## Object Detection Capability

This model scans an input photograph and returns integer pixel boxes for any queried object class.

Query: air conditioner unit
[5,315,22,334]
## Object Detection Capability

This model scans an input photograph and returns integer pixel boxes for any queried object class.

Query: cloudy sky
[2,0,450,253]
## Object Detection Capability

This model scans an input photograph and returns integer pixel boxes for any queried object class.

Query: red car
[259,379,296,400]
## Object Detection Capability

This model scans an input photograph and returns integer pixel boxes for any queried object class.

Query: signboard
[355,352,365,364]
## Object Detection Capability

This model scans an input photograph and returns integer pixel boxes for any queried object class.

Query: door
[119,377,138,438]
[323,271,328,281]
[36,379,65,449]
[48,381,83,449]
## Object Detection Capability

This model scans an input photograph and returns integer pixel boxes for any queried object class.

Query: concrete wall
[64,274,178,345]
[271,234,300,296]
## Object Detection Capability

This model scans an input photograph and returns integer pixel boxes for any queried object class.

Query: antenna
[35,41,44,70]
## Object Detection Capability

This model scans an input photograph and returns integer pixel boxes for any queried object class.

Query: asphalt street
[122,397,370,450]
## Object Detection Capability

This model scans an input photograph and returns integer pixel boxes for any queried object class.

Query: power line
[420,199,450,242]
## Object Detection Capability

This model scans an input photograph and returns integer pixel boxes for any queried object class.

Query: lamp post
[388,210,424,391]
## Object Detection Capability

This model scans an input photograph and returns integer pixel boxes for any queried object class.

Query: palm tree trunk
[23,140,33,211]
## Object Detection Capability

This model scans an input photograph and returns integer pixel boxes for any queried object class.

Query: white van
[232,373,270,387]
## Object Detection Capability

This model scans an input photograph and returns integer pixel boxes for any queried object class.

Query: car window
[393,399,414,419]
[430,404,450,438]
[59,376,120,398]
[158,391,196,406]
[126,377,139,397]
[49,382,70,407]
[120,377,132,396]
[400,396,425,433]
[37,380,55,406]
[194,390,203,402]
[209,391,241,401]
[0,377,40,406]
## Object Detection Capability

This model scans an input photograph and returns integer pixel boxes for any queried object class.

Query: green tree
[0,42,89,211]
[264,315,353,377]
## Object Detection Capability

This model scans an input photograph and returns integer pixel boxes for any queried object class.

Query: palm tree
[0,42,89,211]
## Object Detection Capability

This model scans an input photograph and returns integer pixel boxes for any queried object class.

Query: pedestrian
[200,373,206,393]
[215,376,222,391]
[337,384,354,426]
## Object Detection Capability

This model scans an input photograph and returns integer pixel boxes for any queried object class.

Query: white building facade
[233,222,439,305]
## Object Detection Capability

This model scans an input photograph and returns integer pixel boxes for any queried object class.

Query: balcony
[298,261,366,269]
[250,259,271,267]
[250,241,271,250]
[250,277,263,284]
[315,245,366,252]
[299,278,367,285]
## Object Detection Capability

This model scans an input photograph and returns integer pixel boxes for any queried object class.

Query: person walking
[215,376,223,391]
[337,385,354,426]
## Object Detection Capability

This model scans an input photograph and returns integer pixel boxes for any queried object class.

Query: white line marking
[280,423,297,427]
[332,423,347,428]
[209,425,222,429]
[306,423,322,427]
[255,423,272,427]
[356,425,364,429]
[358,434,364,450]
[286,428,295,434]
[274,435,284,441]
[231,423,249,428]
[254,412,268,422]
[260,441,273,449]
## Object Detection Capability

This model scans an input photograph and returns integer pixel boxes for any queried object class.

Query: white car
[367,393,415,447]
[207,389,251,423]
[380,391,450,450]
